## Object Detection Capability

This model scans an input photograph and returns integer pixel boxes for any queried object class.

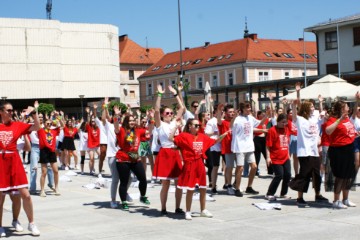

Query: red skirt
[0,152,28,191]
[153,148,182,180]
[177,158,207,190]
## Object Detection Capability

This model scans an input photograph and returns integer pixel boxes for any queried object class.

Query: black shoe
[160,209,168,216]
[222,184,228,190]
[296,197,308,205]
[315,195,329,202]
[208,183,213,188]
[232,181,236,189]
[175,208,185,214]
[235,189,243,197]
[211,188,218,194]
[245,187,259,195]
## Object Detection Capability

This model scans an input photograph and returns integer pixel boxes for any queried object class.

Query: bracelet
[102,104,108,109]
[174,93,178,97]
[336,119,341,124]
[157,92,163,97]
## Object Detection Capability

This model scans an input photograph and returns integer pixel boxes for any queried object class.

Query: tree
[108,100,127,114]
[139,105,152,113]
[37,103,55,115]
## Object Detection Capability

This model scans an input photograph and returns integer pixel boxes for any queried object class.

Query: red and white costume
[0,122,32,191]
[152,121,182,180]
[174,132,215,190]
[86,123,100,149]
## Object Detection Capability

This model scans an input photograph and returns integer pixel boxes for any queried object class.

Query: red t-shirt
[266,126,290,165]
[86,124,100,148]
[0,122,32,151]
[218,119,232,154]
[115,127,146,162]
[174,132,216,162]
[138,127,150,142]
[254,118,268,136]
[326,117,355,147]
[38,128,60,152]
[320,123,330,147]
[63,126,78,138]
[287,119,297,136]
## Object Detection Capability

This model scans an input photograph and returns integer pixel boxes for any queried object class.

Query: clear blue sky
[0,0,358,53]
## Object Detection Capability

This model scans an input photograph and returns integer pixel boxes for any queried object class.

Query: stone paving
[1,152,360,240]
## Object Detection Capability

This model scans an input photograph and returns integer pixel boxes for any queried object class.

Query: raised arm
[318,94,324,113]
[194,99,206,120]
[154,84,164,128]
[113,105,121,134]
[169,85,185,120]
[216,103,224,126]
[268,93,275,119]
[292,99,298,123]
[29,101,40,132]
[295,82,301,103]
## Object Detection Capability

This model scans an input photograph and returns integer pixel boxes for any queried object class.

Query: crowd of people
[0,81,359,237]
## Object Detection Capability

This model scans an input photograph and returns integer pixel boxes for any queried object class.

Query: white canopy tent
[279,74,355,100]
[337,86,360,101]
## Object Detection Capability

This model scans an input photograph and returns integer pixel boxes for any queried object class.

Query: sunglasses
[142,121,147,124]
[192,105,199,108]
[5,109,13,114]
[164,112,174,116]
[193,124,200,128]
[45,122,51,125]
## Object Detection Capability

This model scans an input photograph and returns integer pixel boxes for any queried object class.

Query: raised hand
[295,82,301,91]
[34,100,39,109]
[318,94,323,102]
[104,97,109,105]
[268,92,274,101]
[168,85,177,95]
[85,107,90,113]
[177,82,183,92]
[113,105,120,115]
[93,103,98,110]
[157,84,165,94]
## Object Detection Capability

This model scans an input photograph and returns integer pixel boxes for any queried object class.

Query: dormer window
[273,53,281,57]
[225,54,233,59]
[264,52,272,57]
[207,57,216,62]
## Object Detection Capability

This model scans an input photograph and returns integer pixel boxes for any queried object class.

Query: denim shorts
[289,135,297,155]
[354,137,360,153]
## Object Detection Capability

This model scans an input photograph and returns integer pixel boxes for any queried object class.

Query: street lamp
[79,95,85,119]
[1,96,7,102]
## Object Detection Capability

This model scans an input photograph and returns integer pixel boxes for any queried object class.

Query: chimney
[298,38,304,41]
[185,47,190,50]
[248,34,258,41]
[204,42,210,47]
[119,34,128,41]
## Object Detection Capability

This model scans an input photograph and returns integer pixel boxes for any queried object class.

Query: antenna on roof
[145,37,149,56]
[244,16,249,38]
[46,0,52,20]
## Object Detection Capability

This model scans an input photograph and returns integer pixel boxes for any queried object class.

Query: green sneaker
[140,196,150,205]
[121,202,129,211]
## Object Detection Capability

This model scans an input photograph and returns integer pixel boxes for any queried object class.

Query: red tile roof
[139,36,317,78]
[119,35,164,65]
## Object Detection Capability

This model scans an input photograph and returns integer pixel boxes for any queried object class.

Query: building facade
[138,34,317,108]
[305,13,360,77]
[119,35,164,108]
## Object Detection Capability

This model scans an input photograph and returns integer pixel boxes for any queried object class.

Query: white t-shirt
[151,128,161,153]
[95,117,108,145]
[295,115,319,157]
[204,117,221,152]
[57,129,64,142]
[183,110,195,122]
[350,116,360,137]
[17,136,25,151]
[29,131,39,145]
[78,130,88,151]
[105,120,119,158]
[231,115,260,153]
[157,121,178,148]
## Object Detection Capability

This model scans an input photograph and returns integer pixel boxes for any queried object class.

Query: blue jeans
[29,144,54,191]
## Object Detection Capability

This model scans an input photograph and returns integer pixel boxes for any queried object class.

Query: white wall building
[0,17,120,101]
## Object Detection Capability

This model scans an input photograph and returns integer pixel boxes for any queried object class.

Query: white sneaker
[65,166,69,171]
[265,195,277,201]
[12,220,24,232]
[110,201,118,209]
[0,227,6,237]
[200,209,213,218]
[126,193,133,203]
[28,223,40,236]
[333,200,348,209]
[343,199,356,207]
[185,212,192,220]
[227,187,235,195]
[98,173,102,178]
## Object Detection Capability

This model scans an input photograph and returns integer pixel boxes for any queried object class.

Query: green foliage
[37,103,55,115]
[108,100,127,114]
[139,105,153,113]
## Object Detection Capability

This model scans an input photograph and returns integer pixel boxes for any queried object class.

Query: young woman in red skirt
[153,84,185,215]
[0,101,41,236]
[170,118,229,220]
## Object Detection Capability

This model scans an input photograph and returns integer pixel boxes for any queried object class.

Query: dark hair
[277,113,287,123]
[191,101,199,107]
[80,121,87,132]
[331,101,347,118]
[0,101,11,111]
[286,108,292,114]
[89,117,98,130]
[239,101,251,114]
[122,115,137,144]
[66,119,73,127]
[224,104,234,113]
[298,101,312,120]
[257,110,263,116]
[183,118,195,133]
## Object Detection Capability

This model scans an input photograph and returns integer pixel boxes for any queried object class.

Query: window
[170,79,176,87]
[355,61,360,71]
[212,75,218,87]
[299,54,312,59]
[258,71,269,81]
[218,55,224,60]
[129,91,135,99]
[225,54,233,59]
[147,83,153,96]
[325,31,337,50]
[312,54,318,59]
[284,72,290,79]
[326,63,339,74]
[282,53,294,58]
[193,59,202,64]
[129,70,134,80]
[264,52,272,57]
[184,78,191,90]
[152,66,161,71]
[164,64,172,69]
[228,73,234,85]
[207,57,216,62]
[185,61,191,65]
[173,63,178,67]
[273,53,281,57]
[197,77,203,89]
[354,27,360,45]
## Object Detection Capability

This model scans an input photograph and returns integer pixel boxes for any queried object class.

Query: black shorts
[62,137,76,151]
[39,148,57,164]
[208,151,221,167]
[329,143,356,179]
